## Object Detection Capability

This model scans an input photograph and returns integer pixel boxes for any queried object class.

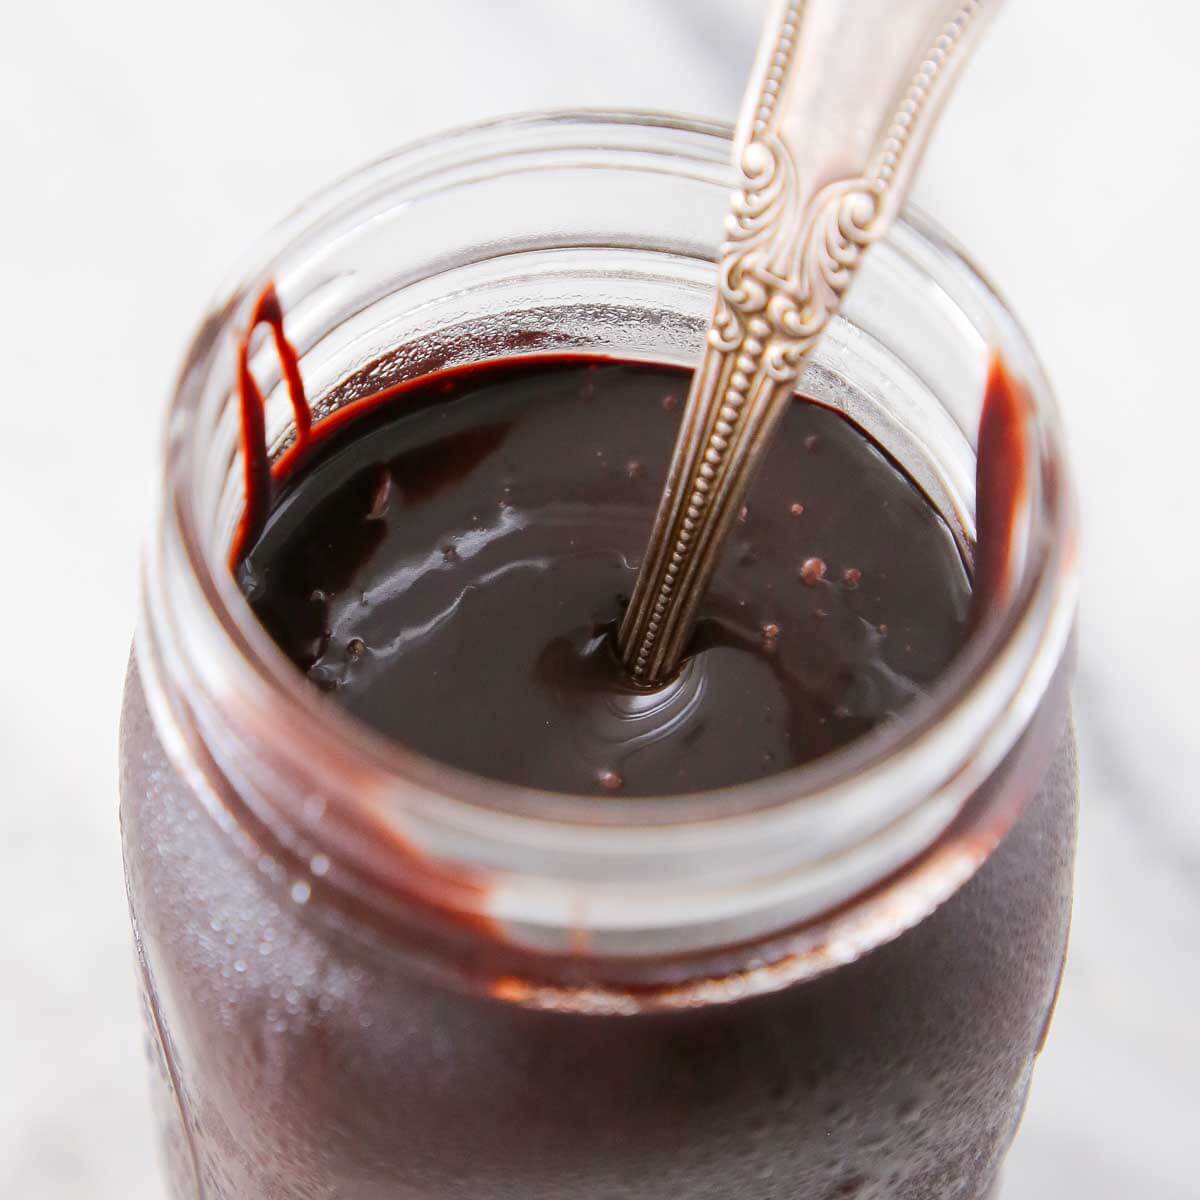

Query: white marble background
[1,2,1196,1196]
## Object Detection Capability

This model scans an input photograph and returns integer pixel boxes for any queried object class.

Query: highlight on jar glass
[120,105,1078,1200]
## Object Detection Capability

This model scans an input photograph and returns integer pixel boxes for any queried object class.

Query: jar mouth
[142,109,1078,968]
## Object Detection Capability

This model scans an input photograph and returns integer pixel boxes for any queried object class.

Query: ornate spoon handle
[619,0,1002,684]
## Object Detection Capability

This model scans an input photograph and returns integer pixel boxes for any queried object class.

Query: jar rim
[140,108,1078,976]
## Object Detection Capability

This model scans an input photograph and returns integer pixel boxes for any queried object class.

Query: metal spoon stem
[619,0,1002,684]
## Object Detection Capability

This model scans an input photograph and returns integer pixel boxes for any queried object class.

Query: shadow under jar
[120,112,1079,1200]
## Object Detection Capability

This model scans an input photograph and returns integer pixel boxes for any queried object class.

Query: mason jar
[120,110,1078,1199]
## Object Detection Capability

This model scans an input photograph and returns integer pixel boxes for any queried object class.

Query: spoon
[619,0,1003,684]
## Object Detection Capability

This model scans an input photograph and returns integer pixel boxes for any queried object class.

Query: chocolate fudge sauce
[235,354,971,795]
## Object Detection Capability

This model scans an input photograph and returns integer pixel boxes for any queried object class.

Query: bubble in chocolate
[800,557,827,586]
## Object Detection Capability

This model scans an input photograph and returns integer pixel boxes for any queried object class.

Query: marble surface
[1,2,1196,1196]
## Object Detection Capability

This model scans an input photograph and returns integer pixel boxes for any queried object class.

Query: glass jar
[120,111,1078,1199]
